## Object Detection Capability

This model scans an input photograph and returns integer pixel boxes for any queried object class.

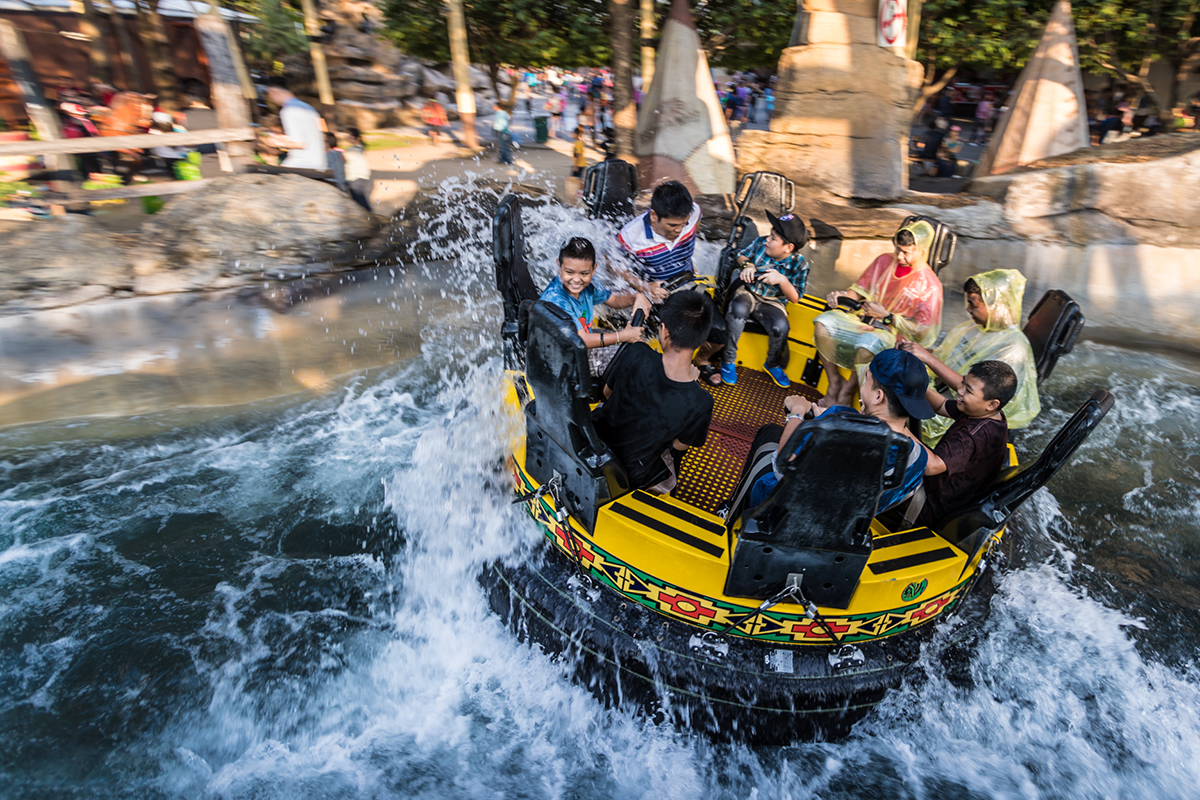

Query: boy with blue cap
[729,348,935,515]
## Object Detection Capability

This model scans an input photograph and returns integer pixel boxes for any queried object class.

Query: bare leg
[842,368,860,408]
[814,322,846,400]
[820,352,846,402]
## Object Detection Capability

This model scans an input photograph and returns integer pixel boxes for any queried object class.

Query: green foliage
[383,0,612,72]
[231,0,309,66]
[917,0,1200,104]
[1072,0,1199,83]
[917,0,1053,72]
[693,0,797,71]
[382,0,792,74]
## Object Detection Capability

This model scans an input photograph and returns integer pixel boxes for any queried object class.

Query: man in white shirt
[265,80,327,171]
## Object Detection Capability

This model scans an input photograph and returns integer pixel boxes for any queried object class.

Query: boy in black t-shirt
[916,360,1017,527]
[592,291,715,493]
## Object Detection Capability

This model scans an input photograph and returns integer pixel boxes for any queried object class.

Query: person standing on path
[493,102,514,165]
[343,127,373,211]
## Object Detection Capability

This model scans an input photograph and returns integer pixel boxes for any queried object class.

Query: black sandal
[697,363,722,385]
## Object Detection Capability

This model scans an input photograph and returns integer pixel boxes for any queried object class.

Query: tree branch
[911,65,958,113]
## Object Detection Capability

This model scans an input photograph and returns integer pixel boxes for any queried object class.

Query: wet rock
[128,174,388,295]
[0,215,133,310]
[970,144,1200,246]
[421,67,455,95]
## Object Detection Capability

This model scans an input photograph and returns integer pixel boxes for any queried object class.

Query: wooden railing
[0,128,256,157]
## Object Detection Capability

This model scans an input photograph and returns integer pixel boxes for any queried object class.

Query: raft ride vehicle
[483,171,1113,741]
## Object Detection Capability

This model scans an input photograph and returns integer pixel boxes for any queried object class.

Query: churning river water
[2,186,1199,799]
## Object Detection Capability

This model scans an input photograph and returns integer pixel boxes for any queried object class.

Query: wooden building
[0,0,256,127]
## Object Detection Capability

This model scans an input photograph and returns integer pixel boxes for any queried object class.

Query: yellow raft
[484,184,1112,741]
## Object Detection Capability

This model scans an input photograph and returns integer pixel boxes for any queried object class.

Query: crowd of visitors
[46,75,375,211]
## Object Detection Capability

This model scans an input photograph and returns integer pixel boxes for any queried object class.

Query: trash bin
[534,116,549,144]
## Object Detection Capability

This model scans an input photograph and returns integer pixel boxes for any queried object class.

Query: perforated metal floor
[672,367,823,515]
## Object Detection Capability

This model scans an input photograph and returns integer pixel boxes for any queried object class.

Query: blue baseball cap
[868,349,936,419]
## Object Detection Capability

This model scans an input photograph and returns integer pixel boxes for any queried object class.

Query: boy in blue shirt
[539,237,651,349]
[720,211,810,387]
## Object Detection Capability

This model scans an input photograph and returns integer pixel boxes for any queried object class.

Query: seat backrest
[936,389,1114,557]
[493,194,540,369]
[523,301,630,531]
[733,171,795,233]
[582,159,637,222]
[1022,289,1085,385]
[724,412,908,606]
[899,214,957,274]
[715,214,763,307]
[716,172,796,304]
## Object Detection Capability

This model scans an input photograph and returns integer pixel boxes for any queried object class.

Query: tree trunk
[640,0,656,92]
[911,65,957,114]
[447,0,479,150]
[298,0,335,123]
[140,0,178,109]
[194,10,253,168]
[906,0,923,62]
[76,0,112,85]
[608,0,637,161]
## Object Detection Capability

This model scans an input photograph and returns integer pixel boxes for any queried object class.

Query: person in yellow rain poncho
[898,268,1041,446]
[815,220,944,406]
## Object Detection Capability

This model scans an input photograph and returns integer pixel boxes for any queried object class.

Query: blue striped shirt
[616,203,702,282]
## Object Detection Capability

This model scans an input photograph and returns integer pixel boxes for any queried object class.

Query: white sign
[878,0,907,48]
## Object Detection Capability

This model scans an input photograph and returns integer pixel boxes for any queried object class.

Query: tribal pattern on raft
[515,470,968,645]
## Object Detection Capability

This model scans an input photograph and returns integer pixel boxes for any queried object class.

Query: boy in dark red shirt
[916,360,1017,527]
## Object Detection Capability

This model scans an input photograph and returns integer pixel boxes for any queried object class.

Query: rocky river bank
[3,135,1198,354]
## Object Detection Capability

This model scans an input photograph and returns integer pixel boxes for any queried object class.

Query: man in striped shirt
[614,180,725,382]
[615,181,702,301]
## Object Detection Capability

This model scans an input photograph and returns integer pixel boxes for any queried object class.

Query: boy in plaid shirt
[720,212,809,387]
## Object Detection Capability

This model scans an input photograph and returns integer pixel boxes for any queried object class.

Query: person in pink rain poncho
[814,220,943,406]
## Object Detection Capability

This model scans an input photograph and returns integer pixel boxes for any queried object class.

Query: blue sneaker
[765,365,790,388]
[720,363,738,385]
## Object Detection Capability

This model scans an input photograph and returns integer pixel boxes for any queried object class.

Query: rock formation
[976,0,1090,176]
[635,0,736,194]
[282,0,506,130]
[0,174,390,311]
[736,0,924,200]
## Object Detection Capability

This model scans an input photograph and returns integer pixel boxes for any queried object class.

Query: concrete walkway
[362,92,603,214]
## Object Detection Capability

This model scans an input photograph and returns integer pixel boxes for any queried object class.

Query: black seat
[933,389,1114,558]
[715,171,796,304]
[724,412,908,608]
[493,194,540,369]
[898,214,957,274]
[1023,289,1085,385]
[582,160,637,222]
[523,301,632,532]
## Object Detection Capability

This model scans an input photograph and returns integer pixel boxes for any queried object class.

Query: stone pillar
[976,0,1089,176]
[634,0,736,195]
[737,0,923,201]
